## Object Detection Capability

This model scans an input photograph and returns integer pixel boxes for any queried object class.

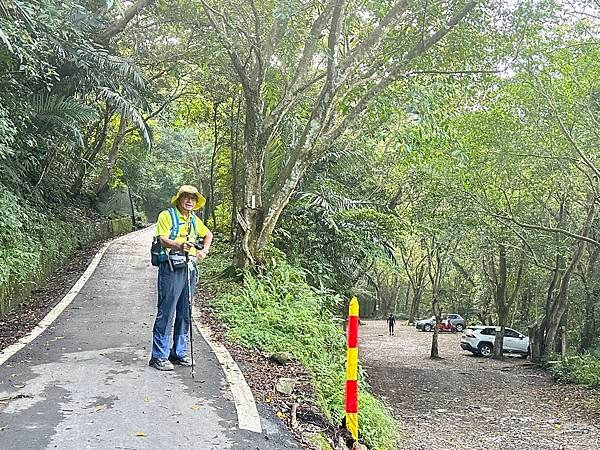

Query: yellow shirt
[156,208,209,257]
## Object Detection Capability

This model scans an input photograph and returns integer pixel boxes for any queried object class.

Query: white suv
[460,326,530,357]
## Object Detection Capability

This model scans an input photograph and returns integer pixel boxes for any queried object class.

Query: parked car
[460,326,530,357]
[415,314,465,332]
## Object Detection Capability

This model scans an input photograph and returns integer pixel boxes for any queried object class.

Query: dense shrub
[550,352,600,389]
[202,244,398,449]
[0,188,130,313]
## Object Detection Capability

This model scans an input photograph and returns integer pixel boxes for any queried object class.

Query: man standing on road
[387,314,396,336]
[149,185,213,371]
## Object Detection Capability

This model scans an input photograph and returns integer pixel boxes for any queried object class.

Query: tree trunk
[555,311,567,354]
[126,183,136,228]
[209,102,220,230]
[529,324,542,363]
[519,288,532,329]
[543,199,595,352]
[233,96,265,268]
[493,322,506,360]
[204,0,480,269]
[578,245,599,353]
[579,292,597,352]
[198,178,209,223]
[93,115,128,194]
[70,164,87,196]
[428,244,444,359]
[408,287,423,325]
[431,296,441,359]
[408,265,427,324]
[230,94,242,243]
[71,106,113,195]
[98,0,156,42]
[493,244,508,360]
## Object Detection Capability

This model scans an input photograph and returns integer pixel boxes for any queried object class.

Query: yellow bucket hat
[171,185,206,210]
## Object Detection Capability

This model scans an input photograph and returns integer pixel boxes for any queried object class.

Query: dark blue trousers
[151,262,196,360]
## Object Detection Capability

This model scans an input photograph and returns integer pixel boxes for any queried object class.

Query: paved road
[0,227,298,449]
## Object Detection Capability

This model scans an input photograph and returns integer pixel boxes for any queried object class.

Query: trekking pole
[186,250,195,378]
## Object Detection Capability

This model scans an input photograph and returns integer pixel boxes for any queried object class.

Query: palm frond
[0,0,33,26]
[0,27,13,52]
[31,93,98,126]
[84,48,146,91]
[298,187,375,215]
[263,129,287,190]
[60,124,86,148]
[30,93,97,148]
[97,87,152,148]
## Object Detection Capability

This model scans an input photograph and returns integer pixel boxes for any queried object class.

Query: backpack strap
[190,213,198,238]
[167,207,179,239]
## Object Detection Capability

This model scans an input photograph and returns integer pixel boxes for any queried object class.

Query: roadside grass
[200,241,398,449]
[549,352,600,389]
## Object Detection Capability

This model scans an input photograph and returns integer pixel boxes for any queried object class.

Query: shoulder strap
[168,207,179,239]
[190,213,198,236]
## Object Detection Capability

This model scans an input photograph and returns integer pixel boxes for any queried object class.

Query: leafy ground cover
[0,189,130,315]
[199,241,398,449]
[550,353,600,389]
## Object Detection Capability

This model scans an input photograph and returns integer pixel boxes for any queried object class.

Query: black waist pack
[150,237,167,266]
[168,250,187,271]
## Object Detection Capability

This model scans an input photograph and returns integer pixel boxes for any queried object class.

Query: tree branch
[263,4,333,132]
[495,213,600,247]
[326,0,346,87]
[200,0,252,93]
[322,1,479,148]
[338,0,409,74]
[406,69,503,76]
[98,0,156,42]
[532,74,600,179]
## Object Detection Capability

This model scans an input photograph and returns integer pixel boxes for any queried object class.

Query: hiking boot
[169,355,192,367]
[149,358,174,371]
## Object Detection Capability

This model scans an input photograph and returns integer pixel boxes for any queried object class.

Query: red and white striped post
[345,296,359,443]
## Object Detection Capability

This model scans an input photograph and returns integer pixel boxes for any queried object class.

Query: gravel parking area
[361,321,600,450]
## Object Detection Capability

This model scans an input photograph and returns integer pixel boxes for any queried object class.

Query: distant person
[387,314,396,336]
[149,185,213,371]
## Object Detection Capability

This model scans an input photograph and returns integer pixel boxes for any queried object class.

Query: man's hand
[196,249,208,260]
[180,241,193,252]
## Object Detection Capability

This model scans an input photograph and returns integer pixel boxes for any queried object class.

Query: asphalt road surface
[0,227,298,450]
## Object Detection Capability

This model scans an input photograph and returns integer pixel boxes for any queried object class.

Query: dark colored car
[416,314,466,332]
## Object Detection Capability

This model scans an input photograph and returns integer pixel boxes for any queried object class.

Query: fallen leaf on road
[92,406,102,413]
[191,404,201,411]
[0,393,33,402]
[144,396,149,403]
[135,432,147,437]
[276,411,285,419]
